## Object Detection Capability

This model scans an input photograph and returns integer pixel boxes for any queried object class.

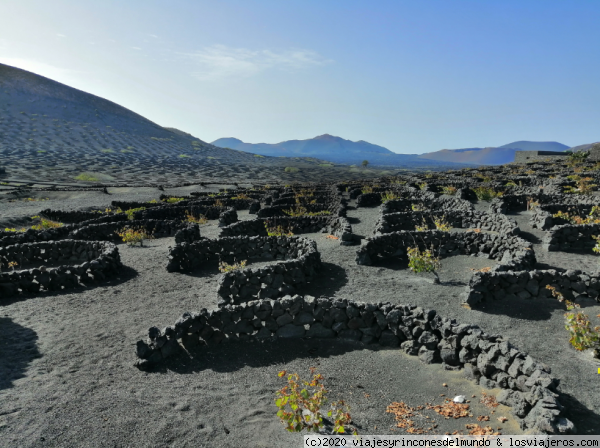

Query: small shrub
[283,205,330,217]
[546,285,600,354]
[411,203,425,212]
[284,167,299,173]
[147,199,159,204]
[218,260,247,273]
[231,193,251,200]
[381,191,401,202]
[185,211,208,225]
[115,227,154,246]
[163,197,185,203]
[361,185,374,194]
[472,186,502,201]
[31,218,63,230]
[415,219,429,231]
[265,222,294,237]
[74,173,99,182]
[124,207,146,221]
[6,261,18,271]
[526,198,540,210]
[433,216,451,231]
[275,368,356,435]
[254,154,265,158]
[417,182,427,191]
[214,199,225,207]
[441,186,457,195]
[100,149,114,153]
[407,246,441,282]
[178,154,190,158]
[564,176,596,195]
[593,236,600,254]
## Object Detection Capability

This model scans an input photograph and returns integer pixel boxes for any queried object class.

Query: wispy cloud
[56,33,66,38]
[131,47,142,51]
[181,45,331,81]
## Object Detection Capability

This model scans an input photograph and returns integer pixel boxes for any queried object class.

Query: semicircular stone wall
[133,294,575,435]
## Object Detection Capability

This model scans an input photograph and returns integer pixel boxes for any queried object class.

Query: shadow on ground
[157,338,379,375]
[301,262,348,297]
[472,296,563,321]
[0,317,41,391]
[559,391,600,435]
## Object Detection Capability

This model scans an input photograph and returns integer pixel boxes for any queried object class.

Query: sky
[0,0,599,154]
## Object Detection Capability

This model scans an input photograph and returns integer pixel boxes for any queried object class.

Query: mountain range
[212,136,579,166]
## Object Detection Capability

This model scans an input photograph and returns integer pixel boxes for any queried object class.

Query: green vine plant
[283,205,331,217]
[124,207,146,220]
[381,191,401,203]
[185,211,208,225]
[564,176,596,195]
[218,259,247,273]
[265,222,294,237]
[115,227,154,246]
[361,185,374,194]
[407,245,441,283]
[275,368,357,435]
[441,186,457,195]
[593,236,600,254]
[546,285,600,356]
[472,186,503,201]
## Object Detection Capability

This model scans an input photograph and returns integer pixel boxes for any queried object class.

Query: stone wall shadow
[157,337,378,375]
[558,391,600,435]
[0,317,41,391]
[301,262,348,297]
[472,296,560,321]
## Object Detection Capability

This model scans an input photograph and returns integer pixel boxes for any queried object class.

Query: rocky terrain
[1,155,600,447]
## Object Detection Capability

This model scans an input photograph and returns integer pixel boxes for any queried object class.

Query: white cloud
[56,33,66,38]
[181,44,331,81]
[131,47,142,51]
[148,34,158,39]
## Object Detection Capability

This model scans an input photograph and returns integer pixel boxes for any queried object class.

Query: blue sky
[1,0,598,153]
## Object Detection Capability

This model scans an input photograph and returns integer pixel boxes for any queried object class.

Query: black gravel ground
[1,190,599,448]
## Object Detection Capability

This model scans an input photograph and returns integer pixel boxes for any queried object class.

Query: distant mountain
[568,142,600,152]
[212,135,473,168]
[213,136,574,167]
[418,141,570,165]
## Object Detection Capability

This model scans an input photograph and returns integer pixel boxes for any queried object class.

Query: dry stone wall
[462,269,600,306]
[375,210,519,235]
[542,223,600,252]
[0,240,121,298]
[356,230,535,272]
[133,295,575,435]
[166,236,321,305]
